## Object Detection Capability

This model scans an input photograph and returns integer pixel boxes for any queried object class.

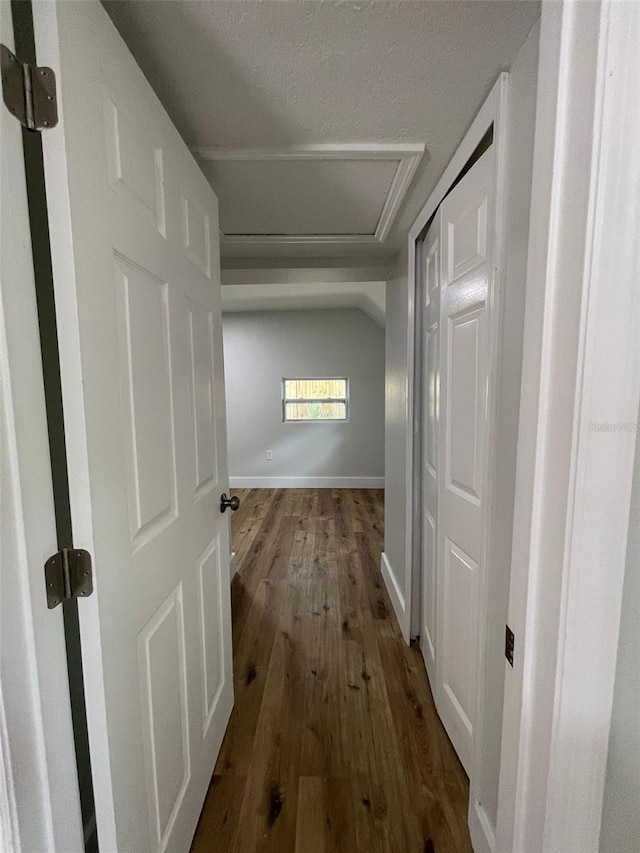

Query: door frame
[404,74,508,641]
[405,73,509,852]
[496,1,640,851]
[406,1,640,849]
[0,3,84,850]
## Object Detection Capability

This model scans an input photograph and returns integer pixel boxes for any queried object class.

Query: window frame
[281,377,350,424]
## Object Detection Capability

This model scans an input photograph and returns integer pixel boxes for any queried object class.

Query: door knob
[220,493,240,513]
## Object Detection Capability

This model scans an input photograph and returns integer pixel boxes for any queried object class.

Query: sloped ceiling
[104,0,540,262]
[221,281,386,327]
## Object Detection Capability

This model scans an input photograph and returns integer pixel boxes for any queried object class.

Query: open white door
[33,2,234,850]
[435,147,494,775]
[419,217,441,685]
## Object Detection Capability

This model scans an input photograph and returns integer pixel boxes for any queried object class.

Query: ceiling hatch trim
[192,143,425,245]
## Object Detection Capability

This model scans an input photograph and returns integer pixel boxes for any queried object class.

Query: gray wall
[222,308,384,485]
[600,408,640,852]
[382,19,540,836]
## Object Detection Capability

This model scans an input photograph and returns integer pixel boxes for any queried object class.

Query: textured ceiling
[104,0,540,262]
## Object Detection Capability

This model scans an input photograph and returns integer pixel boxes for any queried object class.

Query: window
[282,378,349,422]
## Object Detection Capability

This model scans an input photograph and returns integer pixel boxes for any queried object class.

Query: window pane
[326,378,347,399]
[284,378,346,400]
[285,402,346,421]
[284,379,299,398]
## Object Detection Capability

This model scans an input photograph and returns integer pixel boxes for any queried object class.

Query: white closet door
[34,2,234,850]
[420,215,441,686]
[435,147,494,774]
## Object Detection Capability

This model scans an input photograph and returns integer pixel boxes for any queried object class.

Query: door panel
[436,147,493,775]
[182,195,212,277]
[440,537,479,737]
[425,324,439,477]
[187,302,219,498]
[422,509,437,666]
[34,2,233,850]
[197,536,226,735]
[138,586,191,849]
[446,306,485,503]
[446,193,488,281]
[114,257,178,543]
[103,89,166,234]
[420,220,441,684]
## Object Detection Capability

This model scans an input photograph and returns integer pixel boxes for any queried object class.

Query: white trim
[468,75,510,852]
[497,1,640,851]
[380,553,407,634]
[228,476,384,489]
[193,143,425,161]
[0,4,84,850]
[0,686,19,853]
[221,233,381,246]
[468,798,496,853]
[376,151,424,242]
[192,144,424,245]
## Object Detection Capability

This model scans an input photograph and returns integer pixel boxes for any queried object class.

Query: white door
[434,148,494,774]
[419,216,441,685]
[33,2,234,850]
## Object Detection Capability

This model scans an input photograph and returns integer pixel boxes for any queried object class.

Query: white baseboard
[380,552,408,639]
[468,797,496,853]
[229,476,384,489]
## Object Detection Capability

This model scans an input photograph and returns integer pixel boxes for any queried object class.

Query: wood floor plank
[215,577,279,776]
[294,777,326,853]
[375,621,471,851]
[191,488,472,853]
[190,774,246,853]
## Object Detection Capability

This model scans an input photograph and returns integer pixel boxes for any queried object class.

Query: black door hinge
[44,548,93,609]
[505,624,515,667]
[1,43,57,131]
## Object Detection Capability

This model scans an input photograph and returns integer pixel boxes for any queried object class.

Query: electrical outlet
[265,450,273,461]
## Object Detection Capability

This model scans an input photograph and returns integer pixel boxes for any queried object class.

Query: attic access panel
[194,144,424,243]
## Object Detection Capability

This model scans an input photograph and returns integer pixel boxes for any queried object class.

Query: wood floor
[191,489,472,853]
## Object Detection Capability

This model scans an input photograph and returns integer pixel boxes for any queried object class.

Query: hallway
[191,489,472,852]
